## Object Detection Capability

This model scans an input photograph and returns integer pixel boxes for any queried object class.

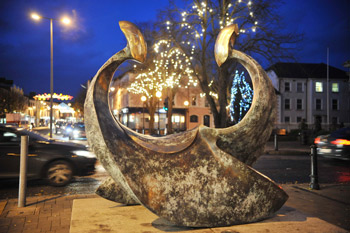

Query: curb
[265,150,310,155]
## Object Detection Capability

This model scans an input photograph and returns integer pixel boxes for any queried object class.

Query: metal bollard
[274,133,278,151]
[18,135,29,207]
[309,145,320,190]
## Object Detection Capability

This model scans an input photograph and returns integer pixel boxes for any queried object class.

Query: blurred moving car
[0,125,96,186]
[62,123,73,137]
[314,127,350,160]
[69,122,86,140]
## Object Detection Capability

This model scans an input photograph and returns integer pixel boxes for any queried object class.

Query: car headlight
[72,150,96,158]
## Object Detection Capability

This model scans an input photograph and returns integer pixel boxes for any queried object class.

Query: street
[0,152,349,199]
[253,154,350,184]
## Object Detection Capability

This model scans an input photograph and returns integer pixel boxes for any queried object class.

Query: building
[109,72,214,134]
[267,62,350,131]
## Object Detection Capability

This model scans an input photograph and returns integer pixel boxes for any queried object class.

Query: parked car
[0,125,96,186]
[69,122,86,140]
[62,123,73,137]
[314,127,350,160]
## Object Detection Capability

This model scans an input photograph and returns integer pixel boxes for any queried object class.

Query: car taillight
[331,139,350,145]
[314,137,321,144]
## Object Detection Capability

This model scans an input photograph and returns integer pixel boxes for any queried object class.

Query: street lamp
[141,96,147,134]
[31,12,71,138]
[156,91,162,135]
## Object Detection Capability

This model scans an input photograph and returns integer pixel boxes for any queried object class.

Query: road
[0,151,349,199]
[253,154,350,184]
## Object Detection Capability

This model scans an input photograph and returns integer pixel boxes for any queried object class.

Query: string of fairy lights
[127,39,197,99]
[129,0,257,110]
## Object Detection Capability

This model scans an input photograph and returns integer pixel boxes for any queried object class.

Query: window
[204,98,209,107]
[296,117,302,123]
[332,99,338,110]
[315,82,323,92]
[191,95,197,106]
[284,116,290,123]
[284,82,290,92]
[316,99,322,110]
[332,83,339,92]
[332,117,338,125]
[297,82,303,92]
[284,99,290,110]
[190,115,198,122]
[0,131,19,143]
[203,115,210,127]
[296,99,302,110]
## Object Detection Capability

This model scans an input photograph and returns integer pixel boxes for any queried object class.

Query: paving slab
[70,197,348,233]
[0,201,6,215]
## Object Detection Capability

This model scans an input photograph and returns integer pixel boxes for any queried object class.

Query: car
[314,127,350,160]
[62,123,73,137]
[54,120,65,134]
[0,125,96,186]
[68,122,86,140]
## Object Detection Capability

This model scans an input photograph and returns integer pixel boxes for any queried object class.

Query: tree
[73,85,87,116]
[128,39,196,134]
[229,70,253,124]
[158,0,301,128]
[0,85,27,117]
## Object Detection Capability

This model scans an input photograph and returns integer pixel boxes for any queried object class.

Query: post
[49,18,54,138]
[142,102,145,134]
[18,135,29,207]
[274,133,278,151]
[158,100,160,135]
[309,145,320,190]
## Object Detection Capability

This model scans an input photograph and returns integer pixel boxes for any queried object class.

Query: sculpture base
[70,197,347,233]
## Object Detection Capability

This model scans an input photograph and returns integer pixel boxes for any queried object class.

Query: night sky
[0,0,349,98]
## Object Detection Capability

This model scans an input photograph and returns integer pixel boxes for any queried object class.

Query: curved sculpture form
[85,21,288,227]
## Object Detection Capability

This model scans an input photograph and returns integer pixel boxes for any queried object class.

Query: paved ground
[0,194,97,233]
[0,183,349,233]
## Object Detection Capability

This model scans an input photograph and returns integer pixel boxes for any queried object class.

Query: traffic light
[163,97,169,111]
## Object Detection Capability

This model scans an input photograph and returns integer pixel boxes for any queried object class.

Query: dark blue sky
[0,0,349,98]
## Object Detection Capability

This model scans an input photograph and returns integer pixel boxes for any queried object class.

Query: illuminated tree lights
[230,70,253,123]
[127,39,197,98]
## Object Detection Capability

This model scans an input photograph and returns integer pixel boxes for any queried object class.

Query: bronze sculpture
[84,21,288,227]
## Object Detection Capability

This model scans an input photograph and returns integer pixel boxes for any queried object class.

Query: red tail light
[314,137,321,144]
[331,139,350,145]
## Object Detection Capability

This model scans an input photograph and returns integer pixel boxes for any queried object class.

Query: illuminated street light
[184,100,189,106]
[31,13,41,20]
[31,12,71,138]
[61,17,71,25]
[156,91,162,135]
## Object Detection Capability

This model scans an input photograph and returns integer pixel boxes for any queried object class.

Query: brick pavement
[0,194,98,233]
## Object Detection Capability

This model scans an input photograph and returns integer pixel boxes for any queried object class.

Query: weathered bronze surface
[84,21,288,227]
[96,177,139,205]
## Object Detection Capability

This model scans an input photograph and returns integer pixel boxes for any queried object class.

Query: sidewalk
[265,140,312,155]
[0,183,349,232]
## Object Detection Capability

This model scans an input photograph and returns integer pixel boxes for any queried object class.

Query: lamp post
[156,91,162,135]
[141,96,147,134]
[31,13,71,138]
[184,100,189,131]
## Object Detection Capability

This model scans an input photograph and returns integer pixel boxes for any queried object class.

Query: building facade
[109,73,214,134]
[267,63,350,131]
